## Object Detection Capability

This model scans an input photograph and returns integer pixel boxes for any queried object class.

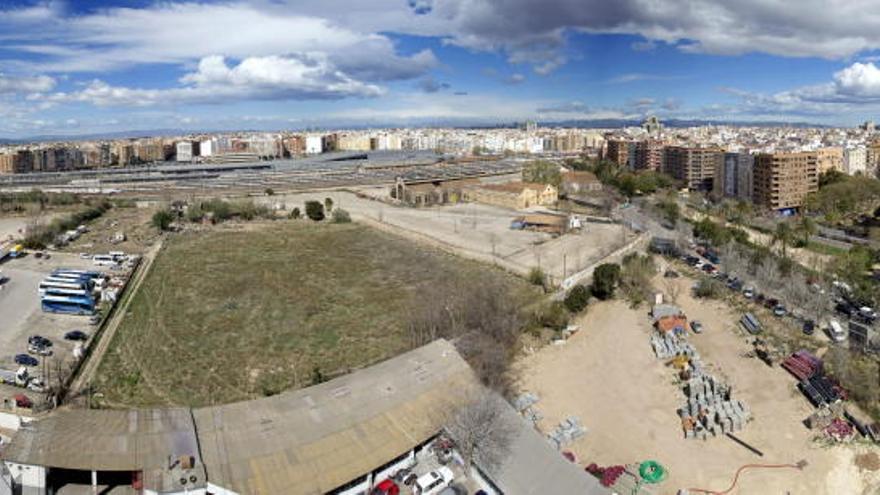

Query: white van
[828,319,847,343]
[413,467,454,495]
[93,254,116,267]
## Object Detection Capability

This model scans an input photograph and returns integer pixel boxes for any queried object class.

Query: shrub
[590,263,621,300]
[564,284,590,313]
[151,209,174,231]
[264,187,275,196]
[536,301,570,331]
[694,278,724,299]
[324,197,334,214]
[527,267,547,288]
[332,208,351,223]
[305,201,325,221]
[290,207,301,219]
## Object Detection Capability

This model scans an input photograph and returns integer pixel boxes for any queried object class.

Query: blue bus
[43,287,93,299]
[39,280,89,294]
[53,269,101,279]
[41,295,96,315]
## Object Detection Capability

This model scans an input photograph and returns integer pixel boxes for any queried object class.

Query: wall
[3,462,46,495]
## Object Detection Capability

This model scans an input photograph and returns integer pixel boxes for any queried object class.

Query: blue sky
[2,0,880,137]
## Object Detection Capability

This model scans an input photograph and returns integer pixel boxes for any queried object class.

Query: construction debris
[547,416,586,450]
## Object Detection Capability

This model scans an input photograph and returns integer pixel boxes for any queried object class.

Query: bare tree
[664,278,681,304]
[445,394,516,477]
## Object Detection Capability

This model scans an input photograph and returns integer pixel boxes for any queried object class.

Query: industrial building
[0,340,608,495]
[465,182,558,210]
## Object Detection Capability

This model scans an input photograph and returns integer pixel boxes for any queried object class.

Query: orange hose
[688,461,807,495]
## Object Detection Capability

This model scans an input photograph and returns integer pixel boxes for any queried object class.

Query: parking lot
[0,252,102,393]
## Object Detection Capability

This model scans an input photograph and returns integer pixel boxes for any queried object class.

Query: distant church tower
[642,115,663,138]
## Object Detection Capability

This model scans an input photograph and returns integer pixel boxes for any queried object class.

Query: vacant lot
[517,273,880,494]
[94,221,529,408]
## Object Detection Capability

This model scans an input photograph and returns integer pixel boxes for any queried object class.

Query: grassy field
[93,221,529,408]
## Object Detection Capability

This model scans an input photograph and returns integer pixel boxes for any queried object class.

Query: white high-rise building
[305,136,323,154]
[844,146,868,175]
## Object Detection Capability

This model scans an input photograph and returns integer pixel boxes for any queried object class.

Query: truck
[0,367,32,387]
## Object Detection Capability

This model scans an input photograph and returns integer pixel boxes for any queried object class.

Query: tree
[772,222,795,258]
[331,208,351,223]
[619,253,656,305]
[264,187,275,196]
[590,263,621,300]
[656,200,679,226]
[290,207,301,219]
[522,160,562,186]
[151,209,174,231]
[324,197,334,214]
[304,201,325,221]
[564,284,590,313]
[445,394,515,476]
[796,215,817,246]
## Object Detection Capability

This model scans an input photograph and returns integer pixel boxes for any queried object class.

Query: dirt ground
[517,273,880,494]
[60,204,158,255]
[261,190,632,283]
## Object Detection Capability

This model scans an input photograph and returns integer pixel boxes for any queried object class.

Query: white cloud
[0,74,55,94]
[0,1,435,81]
[39,55,383,107]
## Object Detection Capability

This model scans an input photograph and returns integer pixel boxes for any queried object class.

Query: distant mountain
[541,118,830,129]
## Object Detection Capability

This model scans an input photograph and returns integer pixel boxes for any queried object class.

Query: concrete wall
[4,462,46,495]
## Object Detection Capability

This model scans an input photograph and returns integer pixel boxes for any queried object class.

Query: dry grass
[93,220,527,407]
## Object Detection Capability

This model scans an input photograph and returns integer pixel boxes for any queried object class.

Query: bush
[152,209,174,231]
[305,201,325,221]
[590,263,621,300]
[290,207,301,219]
[564,284,590,313]
[527,267,547,288]
[22,201,112,248]
[324,197,334,214]
[694,278,724,299]
[535,301,570,331]
[264,187,275,196]
[185,204,204,223]
[332,208,351,223]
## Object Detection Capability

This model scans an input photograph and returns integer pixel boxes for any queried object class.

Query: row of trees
[23,200,113,248]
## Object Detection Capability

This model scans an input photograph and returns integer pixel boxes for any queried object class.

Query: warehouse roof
[2,407,204,492]
[193,339,479,494]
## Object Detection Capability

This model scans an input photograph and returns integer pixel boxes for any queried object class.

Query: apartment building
[844,147,868,175]
[753,151,818,212]
[663,145,723,191]
[0,150,34,174]
[816,147,843,174]
[634,139,665,170]
[604,138,632,167]
[713,152,754,201]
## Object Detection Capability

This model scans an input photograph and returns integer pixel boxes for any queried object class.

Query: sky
[3,0,880,137]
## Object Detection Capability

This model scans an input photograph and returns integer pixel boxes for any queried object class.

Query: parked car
[80,253,91,259]
[773,305,787,317]
[835,302,855,317]
[743,287,755,299]
[370,479,400,495]
[27,343,52,356]
[89,315,102,326]
[828,319,847,343]
[859,307,877,321]
[64,330,89,341]
[27,336,51,348]
[690,321,704,334]
[14,354,38,367]
[33,251,42,259]
[803,320,815,335]
[413,467,454,495]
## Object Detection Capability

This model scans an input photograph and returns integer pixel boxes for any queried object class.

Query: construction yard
[93,220,531,408]
[517,272,880,494]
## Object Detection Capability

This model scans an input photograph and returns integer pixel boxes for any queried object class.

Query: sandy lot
[518,274,880,494]
[264,191,631,282]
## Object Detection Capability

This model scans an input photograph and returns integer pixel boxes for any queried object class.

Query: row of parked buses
[39,269,103,316]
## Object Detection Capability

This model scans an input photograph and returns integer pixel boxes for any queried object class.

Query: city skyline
[2,1,880,137]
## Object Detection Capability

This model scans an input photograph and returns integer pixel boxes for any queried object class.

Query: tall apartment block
[604,138,632,167]
[713,152,754,201]
[634,139,665,170]
[663,145,723,191]
[753,151,818,212]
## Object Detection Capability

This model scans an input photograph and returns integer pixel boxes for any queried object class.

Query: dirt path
[70,239,163,395]
[517,287,880,494]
